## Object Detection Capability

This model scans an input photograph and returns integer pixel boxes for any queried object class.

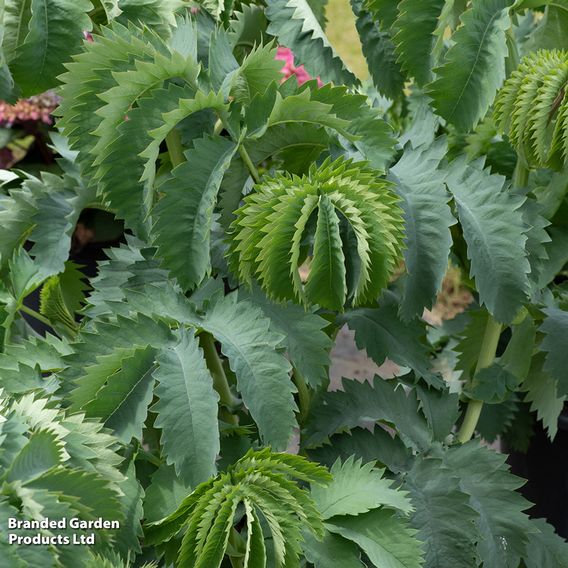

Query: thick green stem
[238,143,261,184]
[292,368,311,424]
[20,304,52,327]
[137,447,162,468]
[512,159,529,188]
[165,128,185,168]
[457,152,528,443]
[217,114,260,183]
[457,315,502,443]
[200,332,238,425]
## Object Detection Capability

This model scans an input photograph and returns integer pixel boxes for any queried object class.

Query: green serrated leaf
[389,139,456,320]
[340,291,439,385]
[9,0,93,96]
[243,499,267,568]
[393,0,446,86]
[416,384,459,442]
[303,530,365,568]
[305,194,347,310]
[443,442,535,568]
[116,0,184,33]
[327,508,424,568]
[404,456,479,568]
[1,0,34,63]
[240,286,332,389]
[427,0,511,131]
[306,376,431,450]
[152,135,237,291]
[351,0,404,99]
[445,158,530,323]
[5,430,64,484]
[523,353,565,439]
[82,346,156,442]
[195,293,296,451]
[307,83,396,171]
[524,518,568,568]
[307,426,412,474]
[540,307,568,396]
[144,463,193,523]
[312,456,412,519]
[477,397,519,443]
[115,457,144,556]
[466,363,518,404]
[152,327,220,487]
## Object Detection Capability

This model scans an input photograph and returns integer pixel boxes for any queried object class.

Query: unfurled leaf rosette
[0,391,124,566]
[494,49,568,170]
[145,449,331,567]
[229,157,405,310]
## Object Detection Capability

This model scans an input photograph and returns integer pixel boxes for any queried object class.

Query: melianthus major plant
[0,0,568,566]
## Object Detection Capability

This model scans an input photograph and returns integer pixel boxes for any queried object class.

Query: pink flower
[0,91,61,126]
[275,47,323,87]
[83,31,94,42]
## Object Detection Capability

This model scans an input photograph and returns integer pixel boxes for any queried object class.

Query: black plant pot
[507,409,568,539]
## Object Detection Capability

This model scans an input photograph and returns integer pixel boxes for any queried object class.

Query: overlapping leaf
[389,139,455,319]
[151,135,237,291]
[427,0,512,131]
[404,457,478,568]
[445,158,530,323]
[393,0,446,86]
[539,307,568,396]
[305,376,431,450]
[152,327,220,487]
[8,0,93,96]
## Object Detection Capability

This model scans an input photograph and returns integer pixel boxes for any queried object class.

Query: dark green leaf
[389,139,456,319]
[306,376,431,450]
[153,327,220,487]
[540,307,568,396]
[303,530,365,568]
[152,135,237,291]
[351,0,404,99]
[340,292,439,385]
[393,0,446,86]
[445,158,530,323]
[9,0,92,96]
[404,456,479,568]
[327,508,424,568]
[427,0,512,130]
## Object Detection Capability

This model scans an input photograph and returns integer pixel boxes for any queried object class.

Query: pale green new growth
[146,449,331,568]
[495,49,568,169]
[229,156,405,310]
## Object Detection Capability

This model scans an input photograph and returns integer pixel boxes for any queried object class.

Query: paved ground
[329,325,401,390]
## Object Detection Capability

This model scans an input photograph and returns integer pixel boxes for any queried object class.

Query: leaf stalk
[512,160,529,188]
[238,143,261,184]
[200,332,238,425]
[20,304,53,327]
[457,315,502,443]
[165,128,185,168]
[292,367,311,424]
